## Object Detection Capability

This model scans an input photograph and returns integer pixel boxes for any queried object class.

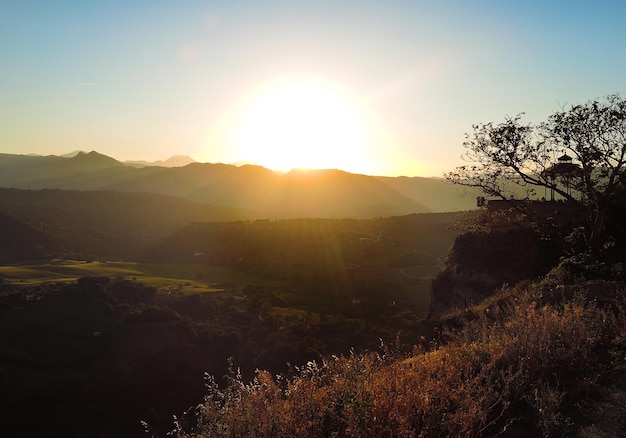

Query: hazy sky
[2,1,626,177]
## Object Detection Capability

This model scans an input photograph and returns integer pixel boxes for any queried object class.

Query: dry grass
[162,284,626,438]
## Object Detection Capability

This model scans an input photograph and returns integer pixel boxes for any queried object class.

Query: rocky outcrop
[428,228,562,318]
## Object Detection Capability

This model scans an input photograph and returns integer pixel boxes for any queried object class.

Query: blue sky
[2,1,626,176]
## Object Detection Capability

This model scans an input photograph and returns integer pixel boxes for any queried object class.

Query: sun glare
[234,79,372,173]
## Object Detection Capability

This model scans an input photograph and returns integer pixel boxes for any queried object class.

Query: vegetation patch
[165,284,626,437]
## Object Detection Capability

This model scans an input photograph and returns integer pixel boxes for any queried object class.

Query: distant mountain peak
[61,150,86,158]
[162,155,196,167]
[71,150,121,167]
[124,155,196,168]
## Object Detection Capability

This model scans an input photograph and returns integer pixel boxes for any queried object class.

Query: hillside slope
[0,211,57,261]
[0,188,247,259]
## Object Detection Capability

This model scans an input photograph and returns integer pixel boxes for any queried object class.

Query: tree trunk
[589,202,608,254]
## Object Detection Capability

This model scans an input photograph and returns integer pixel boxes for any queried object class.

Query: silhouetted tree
[446,94,626,252]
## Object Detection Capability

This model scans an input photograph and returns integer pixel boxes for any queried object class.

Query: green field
[0,260,268,293]
[0,259,437,317]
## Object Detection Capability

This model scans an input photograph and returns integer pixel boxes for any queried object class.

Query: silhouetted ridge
[0,152,477,217]
[71,150,121,168]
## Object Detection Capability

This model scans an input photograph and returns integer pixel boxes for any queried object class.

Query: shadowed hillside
[0,211,57,261]
[142,214,458,285]
[0,188,247,259]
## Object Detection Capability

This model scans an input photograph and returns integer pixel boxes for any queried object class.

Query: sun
[233,78,372,173]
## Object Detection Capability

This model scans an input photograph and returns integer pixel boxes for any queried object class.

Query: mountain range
[0,151,477,218]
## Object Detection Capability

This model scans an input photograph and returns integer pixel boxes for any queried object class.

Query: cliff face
[428,228,562,318]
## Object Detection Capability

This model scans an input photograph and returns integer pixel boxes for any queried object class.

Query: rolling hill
[0,188,247,259]
[0,151,477,218]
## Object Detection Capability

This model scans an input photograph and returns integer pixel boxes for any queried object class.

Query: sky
[2,1,626,177]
